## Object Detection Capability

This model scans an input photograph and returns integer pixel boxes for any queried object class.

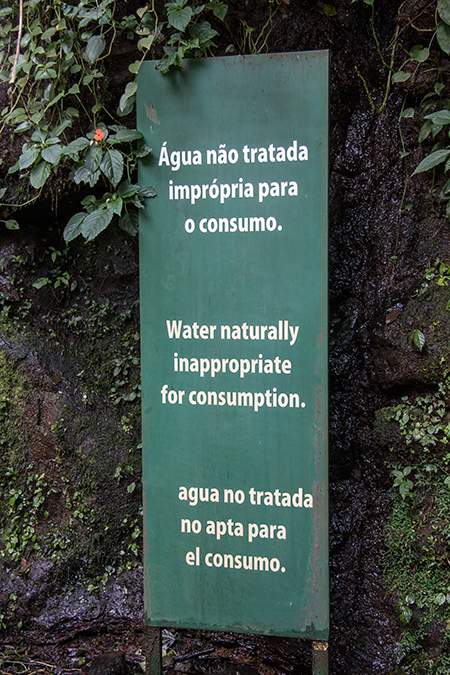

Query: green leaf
[108,129,142,143]
[18,146,40,170]
[81,208,114,241]
[100,149,124,187]
[119,210,139,236]
[167,4,193,31]
[127,481,136,493]
[400,108,414,118]
[117,181,141,199]
[64,212,86,242]
[399,479,413,499]
[128,60,141,74]
[438,0,450,25]
[108,194,123,216]
[135,144,152,158]
[317,1,337,16]
[419,119,434,143]
[32,277,50,289]
[41,27,56,41]
[31,128,47,144]
[190,21,217,43]
[63,137,90,158]
[413,149,450,174]
[85,35,106,63]
[35,68,57,80]
[4,220,19,230]
[41,144,62,165]
[410,329,426,351]
[392,71,411,83]
[138,35,154,51]
[206,1,228,20]
[437,20,450,54]
[138,185,157,198]
[409,45,429,62]
[30,161,51,189]
[425,109,450,126]
[14,121,32,133]
[84,145,103,172]
[119,81,138,112]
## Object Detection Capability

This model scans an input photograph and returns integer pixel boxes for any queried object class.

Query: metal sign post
[138,52,328,650]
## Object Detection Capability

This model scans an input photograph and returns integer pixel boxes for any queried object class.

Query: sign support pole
[312,641,328,675]
[144,625,162,675]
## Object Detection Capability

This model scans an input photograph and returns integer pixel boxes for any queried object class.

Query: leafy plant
[385,377,450,668]
[0,0,228,239]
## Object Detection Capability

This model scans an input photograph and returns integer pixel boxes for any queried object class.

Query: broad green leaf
[206,1,228,20]
[108,129,142,143]
[438,0,450,25]
[73,166,89,184]
[409,45,429,62]
[190,21,217,43]
[129,60,141,74]
[0,188,6,199]
[119,81,138,112]
[84,145,103,172]
[400,108,414,118]
[108,194,123,216]
[73,166,100,186]
[138,35,154,51]
[41,27,56,41]
[63,137,90,157]
[410,329,426,351]
[413,149,450,174]
[63,212,86,242]
[30,161,51,189]
[100,149,124,187]
[41,144,62,165]
[18,146,40,170]
[135,144,152,158]
[138,185,157,198]
[5,220,19,230]
[119,210,139,236]
[32,277,50,289]
[81,208,114,241]
[118,181,140,199]
[418,119,433,143]
[31,128,47,143]
[85,35,106,63]
[437,20,450,54]
[392,71,410,83]
[14,121,32,133]
[35,68,57,80]
[167,4,193,31]
[425,109,450,125]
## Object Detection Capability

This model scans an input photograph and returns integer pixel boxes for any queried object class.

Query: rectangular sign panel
[138,52,328,638]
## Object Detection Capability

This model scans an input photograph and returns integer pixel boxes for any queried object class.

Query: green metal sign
[138,52,328,639]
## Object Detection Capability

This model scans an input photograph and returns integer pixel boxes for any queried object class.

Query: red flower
[94,128,105,142]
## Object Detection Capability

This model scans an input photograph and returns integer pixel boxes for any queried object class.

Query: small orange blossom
[94,128,105,142]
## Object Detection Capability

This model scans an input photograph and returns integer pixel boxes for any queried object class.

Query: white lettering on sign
[166,320,299,346]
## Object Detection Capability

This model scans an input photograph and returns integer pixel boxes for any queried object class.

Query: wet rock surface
[2,0,450,673]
